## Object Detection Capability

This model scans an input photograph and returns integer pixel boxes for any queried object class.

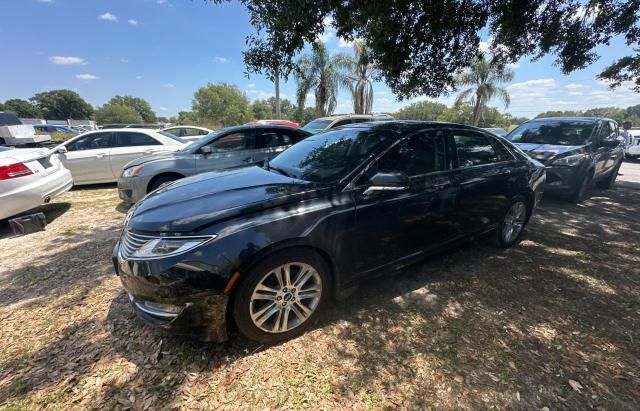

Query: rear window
[0,112,22,126]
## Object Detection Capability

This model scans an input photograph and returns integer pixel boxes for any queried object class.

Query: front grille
[119,230,153,259]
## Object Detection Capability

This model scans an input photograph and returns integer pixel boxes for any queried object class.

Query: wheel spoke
[298,286,321,300]
[273,269,285,289]
[282,264,292,288]
[293,268,313,289]
[252,302,279,326]
[272,307,284,332]
[253,290,278,301]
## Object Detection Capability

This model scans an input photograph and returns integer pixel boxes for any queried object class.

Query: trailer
[0,111,53,147]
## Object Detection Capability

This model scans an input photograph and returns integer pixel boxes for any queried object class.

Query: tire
[148,174,181,193]
[596,161,622,189]
[232,249,331,344]
[570,172,592,204]
[494,195,530,248]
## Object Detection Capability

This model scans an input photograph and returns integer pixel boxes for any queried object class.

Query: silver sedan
[117,124,311,203]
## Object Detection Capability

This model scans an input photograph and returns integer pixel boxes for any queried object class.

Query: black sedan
[113,121,546,344]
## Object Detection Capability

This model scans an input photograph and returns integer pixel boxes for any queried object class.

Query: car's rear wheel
[494,196,529,248]
[596,161,622,189]
[232,249,330,344]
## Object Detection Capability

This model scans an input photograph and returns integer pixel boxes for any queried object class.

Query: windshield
[302,119,332,134]
[507,120,596,146]
[267,127,393,184]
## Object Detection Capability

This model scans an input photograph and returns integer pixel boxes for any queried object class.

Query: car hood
[512,143,585,163]
[127,166,319,233]
[124,151,190,168]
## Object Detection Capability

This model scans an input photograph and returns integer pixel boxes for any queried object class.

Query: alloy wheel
[502,202,527,243]
[249,262,322,333]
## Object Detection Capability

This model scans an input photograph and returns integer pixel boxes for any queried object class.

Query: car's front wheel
[596,160,622,189]
[232,249,330,344]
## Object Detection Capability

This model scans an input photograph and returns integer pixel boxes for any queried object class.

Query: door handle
[95,153,106,159]
[244,157,254,162]
[144,149,155,154]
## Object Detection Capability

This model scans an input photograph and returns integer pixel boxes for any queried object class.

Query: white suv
[302,114,394,134]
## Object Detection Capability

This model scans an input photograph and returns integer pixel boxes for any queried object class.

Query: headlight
[122,164,144,178]
[129,235,216,259]
[550,154,586,167]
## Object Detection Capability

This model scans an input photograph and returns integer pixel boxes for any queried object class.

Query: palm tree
[454,55,514,126]
[295,42,353,117]
[346,40,379,114]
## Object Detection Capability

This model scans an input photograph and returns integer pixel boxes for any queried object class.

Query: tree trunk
[472,93,483,126]
[274,74,281,119]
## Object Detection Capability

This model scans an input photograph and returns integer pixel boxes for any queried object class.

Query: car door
[451,129,519,234]
[350,129,460,278]
[109,131,164,178]
[60,132,115,183]
[195,130,259,173]
[591,122,615,178]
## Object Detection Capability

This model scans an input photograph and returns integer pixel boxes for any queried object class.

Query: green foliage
[535,110,581,118]
[94,105,143,124]
[395,101,447,121]
[2,99,42,118]
[295,42,353,117]
[174,111,199,125]
[295,106,316,126]
[252,97,298,120]
[192,83,252,127]
[31,89,93,120]
[107,95,157,123]
[252,99,274,119]
[209,0,640,97]
[347,40,378,114]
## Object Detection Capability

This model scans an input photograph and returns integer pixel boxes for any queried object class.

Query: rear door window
[452,131,501,167]
[116,132,161,147]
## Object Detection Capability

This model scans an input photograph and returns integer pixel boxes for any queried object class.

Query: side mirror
[55,146,68,154]
[200,145,212,155]
[363,171,409,196]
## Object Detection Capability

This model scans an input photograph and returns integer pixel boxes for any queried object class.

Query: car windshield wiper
[267,164,294,178]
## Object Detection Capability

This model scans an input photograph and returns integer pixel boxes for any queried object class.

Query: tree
[454,55,514,126]
[93,105,143,124]
[252,99,273,119]
[437,103,510,127]
[294,106,317,126]
[295,42,352,117]
[267,97,296,119]
[535,110,582,118]
[107,95,157,123]
[31,89,93,120]
[2,99,42,118]
[209,1,640,97]
[347,40,378,114]
[395,101,447,121]
[192,83,252,127]
[582,107,625,124]
[175,111,199,125]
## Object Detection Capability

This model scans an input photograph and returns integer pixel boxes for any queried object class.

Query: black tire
[232,248,331,344]
[494,195,530,248]
[596,161,622,189]
[570,172,592,204]
[148,174,181,193]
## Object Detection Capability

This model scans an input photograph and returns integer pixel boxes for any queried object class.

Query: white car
[625,129,640,159]
[161,126,212,142]
[0,147,73,220]
[54,128,185,185]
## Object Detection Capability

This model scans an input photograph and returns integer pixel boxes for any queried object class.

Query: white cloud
[76,74,99,80]
[158,107,168,111]
[317,16,336,43]
[338,37,358,48]
[128,19,138,26]
[479,38,493,54]
[157,0,167,4]
[136,75,143,80]
[49,56,87,65]
[246,89,288,100]
[376,97,395,104]
[247,83,256,88]
[508,78,556,92]
[506,63,520,69]
[39,0,54,4]
[162,83,175,88]
[215,57,228,63]
[565,83,584,89]
[98,12,118,22]
[568,91,584,96]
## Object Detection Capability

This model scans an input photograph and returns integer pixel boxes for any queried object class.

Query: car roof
[530,116,607,123]
[335,120,492,134]
[214,124,311,134]
[314,114,393,121]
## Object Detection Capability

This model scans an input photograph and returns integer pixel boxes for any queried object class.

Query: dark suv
[506,117,624,203]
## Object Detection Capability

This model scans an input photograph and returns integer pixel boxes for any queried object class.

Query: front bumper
[112,241,234,342]
[117,175,149,204]
[541,166,582,195]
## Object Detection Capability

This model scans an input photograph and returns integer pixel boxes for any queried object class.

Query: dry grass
[1,164,639,410]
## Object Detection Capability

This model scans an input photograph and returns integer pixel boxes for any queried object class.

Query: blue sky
[2,0,640,119]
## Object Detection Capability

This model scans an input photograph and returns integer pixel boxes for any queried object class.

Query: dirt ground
[1,162,639,410]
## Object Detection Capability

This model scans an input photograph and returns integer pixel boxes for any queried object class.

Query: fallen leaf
[569,379,583,393]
